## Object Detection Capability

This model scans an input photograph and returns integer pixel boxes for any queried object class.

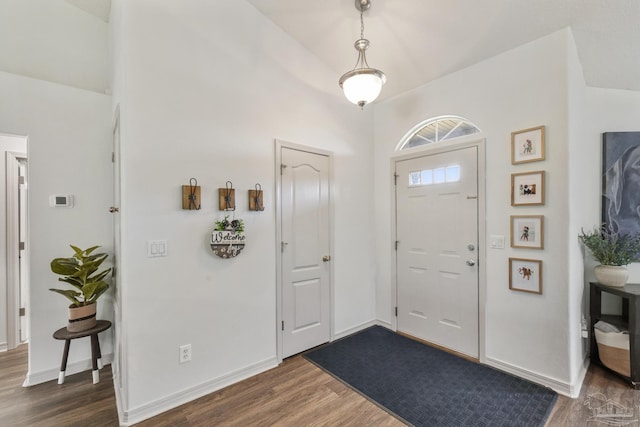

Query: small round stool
[53,320,112,384]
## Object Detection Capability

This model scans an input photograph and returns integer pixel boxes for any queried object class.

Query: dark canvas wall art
[602,132,640,236]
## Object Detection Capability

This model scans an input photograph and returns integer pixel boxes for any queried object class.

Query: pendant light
[339,0,386,109]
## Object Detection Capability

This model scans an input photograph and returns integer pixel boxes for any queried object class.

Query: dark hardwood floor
[2,343,639,426]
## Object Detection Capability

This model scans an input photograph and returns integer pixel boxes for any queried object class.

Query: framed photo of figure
[509,258,542,294]
[512,126,545,164]
[511,171,545,206]
[510,215,544,249]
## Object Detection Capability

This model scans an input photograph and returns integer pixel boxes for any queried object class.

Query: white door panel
[396,146,479,358]
[281,147,331,358]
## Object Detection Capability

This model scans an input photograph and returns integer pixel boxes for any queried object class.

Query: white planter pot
[594,265,629,287]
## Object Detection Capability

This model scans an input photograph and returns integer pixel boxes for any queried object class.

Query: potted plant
[579,225,640,287]
[50,245,111,332]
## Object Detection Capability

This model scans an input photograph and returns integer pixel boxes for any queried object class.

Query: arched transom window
[398,115,481,150]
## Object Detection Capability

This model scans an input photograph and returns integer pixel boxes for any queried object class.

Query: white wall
[114,1,375,422]
[374,29,578,393]
[0,0,109,94]
[0,71,113,384]
[566,30,593,387]
[0,134,28,350]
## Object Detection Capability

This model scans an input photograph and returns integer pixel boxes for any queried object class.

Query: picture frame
[602,132,640,236]
[511,170,545,206]
[509,258,542,294]
[510,215,544,249]
[512,126,545,164]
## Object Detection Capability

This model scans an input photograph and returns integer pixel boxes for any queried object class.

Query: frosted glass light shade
[340,68,386,107]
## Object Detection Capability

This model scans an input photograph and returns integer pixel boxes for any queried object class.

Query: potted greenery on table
[579,225,640,287]
[50,245,111,332]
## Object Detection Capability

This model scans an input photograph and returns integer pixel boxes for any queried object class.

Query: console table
[52,320,112,385]
[589,282,640,389]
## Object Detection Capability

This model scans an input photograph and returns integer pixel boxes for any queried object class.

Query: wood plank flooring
[2,342,639,426]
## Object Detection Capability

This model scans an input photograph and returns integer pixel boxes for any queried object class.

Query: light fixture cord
[360,7,365,40]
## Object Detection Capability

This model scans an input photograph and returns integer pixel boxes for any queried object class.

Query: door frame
[274,139,334,363]
[390,135,487,362]
[6,150,27,350]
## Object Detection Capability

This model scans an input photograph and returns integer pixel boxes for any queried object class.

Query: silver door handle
[466,259,476,266]
[109,206,120,213]
[323,255,331,262]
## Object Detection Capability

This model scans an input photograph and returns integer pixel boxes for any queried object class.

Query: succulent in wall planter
[579,225,640,287]
[210,216,246,258]
[50,245,111,332]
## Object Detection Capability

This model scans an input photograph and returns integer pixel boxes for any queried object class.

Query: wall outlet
[179,344,191,363]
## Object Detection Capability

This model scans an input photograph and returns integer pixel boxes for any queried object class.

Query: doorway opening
[392,117,485,361]
[2,133,29,352]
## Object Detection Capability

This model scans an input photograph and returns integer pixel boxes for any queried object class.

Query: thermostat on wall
[49,195,73,207]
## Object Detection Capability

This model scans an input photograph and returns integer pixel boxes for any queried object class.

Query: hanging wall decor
[248,183,264,211]
[210,215,245,258]
[218,181,236,211]
[182,178,201,210]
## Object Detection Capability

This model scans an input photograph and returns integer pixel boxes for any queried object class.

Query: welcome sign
[210,230,246,258]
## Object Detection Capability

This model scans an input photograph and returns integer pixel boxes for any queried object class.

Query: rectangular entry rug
[304,326,557,427]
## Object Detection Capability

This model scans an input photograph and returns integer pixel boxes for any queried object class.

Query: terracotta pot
[594,265,629,287]
[68,302,97,332]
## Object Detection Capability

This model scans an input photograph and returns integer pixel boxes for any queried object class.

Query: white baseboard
[376,319,393,330]
[334,319,378,340]
[23,353,114,387]
[120,356,278,426]
[484,356,582,397]
[0,342,7,352]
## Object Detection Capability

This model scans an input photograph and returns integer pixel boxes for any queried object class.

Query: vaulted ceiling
[64,0,640,102]
[246,0,640,101]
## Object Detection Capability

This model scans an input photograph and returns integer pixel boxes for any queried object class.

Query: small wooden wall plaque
[248,189,264,211]
[218,188,236,211]
[182,185,201,210]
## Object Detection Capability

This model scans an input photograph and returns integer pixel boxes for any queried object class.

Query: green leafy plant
[49,245,111,307]
[579,225,640,266]
[215,216,245,234]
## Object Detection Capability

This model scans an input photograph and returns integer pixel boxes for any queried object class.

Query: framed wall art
[511,171,545,206]
[602,132,640,236]
[512,126,545,164]
[510,215,544,249]
[509,258,542,294]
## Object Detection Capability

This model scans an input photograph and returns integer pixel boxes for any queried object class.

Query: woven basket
[595,329,630,377]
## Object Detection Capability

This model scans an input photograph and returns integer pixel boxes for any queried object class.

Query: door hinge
[395,240,399,250]
[394,173,399,185]
[19,176,25,185]
[281,321,284,331]
[395,306,398,317]
[281,164,287,175]
[19,307,26,317]
[112,152,115,163]
[281,241,288,252]
[19,241,25,250]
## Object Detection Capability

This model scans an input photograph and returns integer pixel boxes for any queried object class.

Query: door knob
[322,255,331,262]
[109,206,119,213]
[466,259,476,266]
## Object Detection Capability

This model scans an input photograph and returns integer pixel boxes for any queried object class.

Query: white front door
[396,146,479,358]
[280,145,331,358]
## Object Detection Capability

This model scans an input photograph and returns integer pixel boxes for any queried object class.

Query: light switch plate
[147,240,168,257]
[490,235,505,249]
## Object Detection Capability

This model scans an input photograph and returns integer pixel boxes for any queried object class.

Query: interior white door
[280,146,331,358]
[18,160,28,343]
[112,107,123,389]
[396,146,479,358]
